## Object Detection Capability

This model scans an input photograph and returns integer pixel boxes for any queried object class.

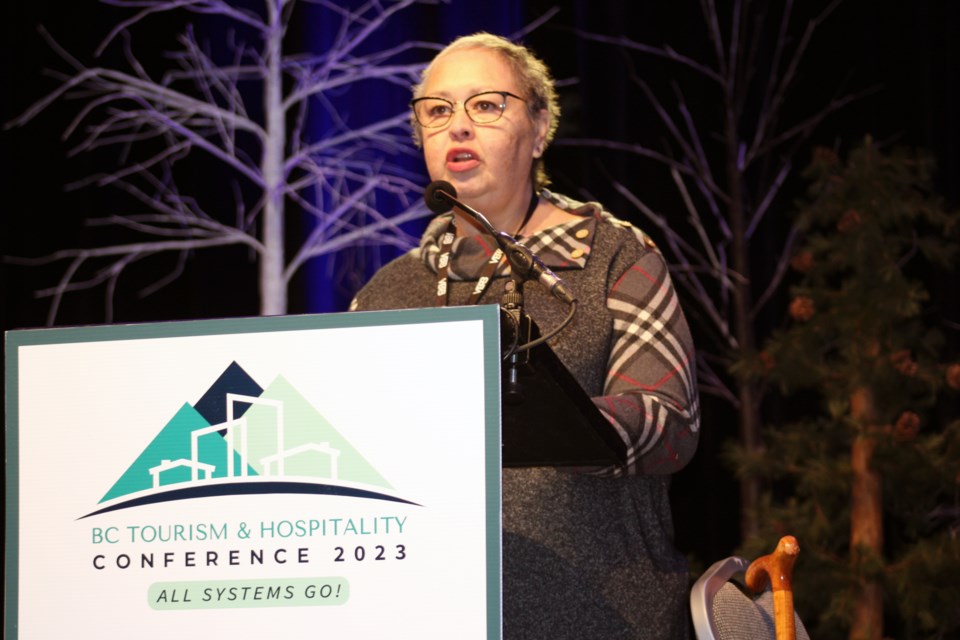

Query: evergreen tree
[734,137,960,640]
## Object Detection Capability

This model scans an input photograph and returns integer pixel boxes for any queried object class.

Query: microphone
[422,180,576,306]
[424,180,456,215]
[424,180,498,235]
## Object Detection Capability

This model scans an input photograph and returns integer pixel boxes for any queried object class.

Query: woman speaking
[352,32,700,640]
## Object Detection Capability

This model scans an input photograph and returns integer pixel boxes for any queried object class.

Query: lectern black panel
[500,339,627,468]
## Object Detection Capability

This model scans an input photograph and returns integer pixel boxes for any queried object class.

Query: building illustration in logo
[149,458,216,487]
[90,361,399,515]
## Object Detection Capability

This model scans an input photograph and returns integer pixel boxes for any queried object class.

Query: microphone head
[424,180,457,214]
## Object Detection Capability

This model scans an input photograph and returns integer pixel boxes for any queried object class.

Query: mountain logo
[82,361,414,518]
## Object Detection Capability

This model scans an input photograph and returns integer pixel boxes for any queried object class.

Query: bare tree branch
[9,0,447,322]
[574,31,724,85]
[567,0,870,537]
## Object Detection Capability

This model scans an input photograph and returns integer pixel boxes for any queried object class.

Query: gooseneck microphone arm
[424,180,578,357]
[424,179,498,234]
[424,180,577,307]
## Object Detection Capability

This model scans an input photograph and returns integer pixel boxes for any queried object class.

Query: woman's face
[419,47,548,220]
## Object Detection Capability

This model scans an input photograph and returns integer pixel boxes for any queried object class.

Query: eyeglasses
[411,91,526,128]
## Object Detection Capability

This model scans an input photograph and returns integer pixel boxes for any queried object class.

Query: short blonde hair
[412,33,561,190]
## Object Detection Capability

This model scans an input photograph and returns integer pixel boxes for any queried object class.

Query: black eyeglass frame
[411,90,527,128]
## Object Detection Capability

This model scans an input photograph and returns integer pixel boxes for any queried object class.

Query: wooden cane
[745,535,800,640]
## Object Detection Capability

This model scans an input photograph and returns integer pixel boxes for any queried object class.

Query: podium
[5,304,622,639]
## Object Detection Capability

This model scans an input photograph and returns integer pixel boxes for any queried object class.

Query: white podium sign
[5,306,502,639]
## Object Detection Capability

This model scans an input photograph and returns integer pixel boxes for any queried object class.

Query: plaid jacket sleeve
[591,247,700,476]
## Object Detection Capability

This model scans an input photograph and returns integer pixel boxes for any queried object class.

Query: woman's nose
[447,105,474,140]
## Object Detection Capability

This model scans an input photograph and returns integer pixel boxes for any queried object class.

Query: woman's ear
[532,108,549,158]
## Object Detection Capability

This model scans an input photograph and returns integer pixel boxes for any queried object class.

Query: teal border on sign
[4,305,503,639]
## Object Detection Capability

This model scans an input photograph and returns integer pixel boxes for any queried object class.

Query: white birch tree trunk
[260,0,286,316]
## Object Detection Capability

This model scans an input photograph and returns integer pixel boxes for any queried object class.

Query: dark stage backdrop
[3,0,959,566]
